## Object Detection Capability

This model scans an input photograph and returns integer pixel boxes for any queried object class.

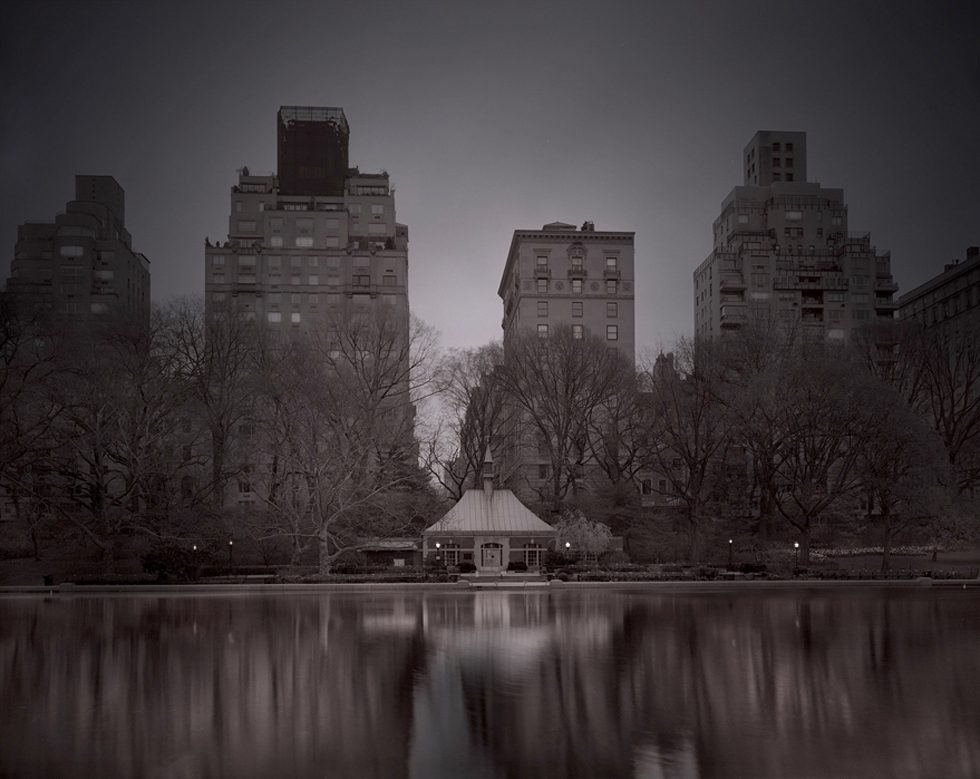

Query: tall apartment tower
[694,131,898,342]
[498,221,636,363]
[6,175,150,323]
[205,106,409,343]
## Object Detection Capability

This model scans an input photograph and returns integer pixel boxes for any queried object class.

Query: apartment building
[6,175,150,324]
[898,245,980,337]
[205,107,409,342]
[205,106,413,510]
[498,221,635,362]
[694,131,898,342]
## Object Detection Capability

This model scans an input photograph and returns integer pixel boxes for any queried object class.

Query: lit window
[537,301,548,317]
[537,324,549,339]
[606,280,618,294]
[371,204,385,216]
[537,279,548,293]
[295,236,314,247]
[571,279,583,294]
[291,312,301,323]
[607,302,618,317]
[606,256,618,270]
[572,324,583,339]
[606,325,618,341]
[572,301,583,317]
[536,255,548,267]
[268,312,282,323]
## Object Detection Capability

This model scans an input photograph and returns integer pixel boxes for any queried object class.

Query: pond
[1,587,979,778]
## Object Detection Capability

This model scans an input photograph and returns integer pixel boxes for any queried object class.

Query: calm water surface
[1,587,979,778]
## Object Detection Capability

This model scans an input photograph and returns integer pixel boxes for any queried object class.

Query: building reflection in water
[1,589,978,778]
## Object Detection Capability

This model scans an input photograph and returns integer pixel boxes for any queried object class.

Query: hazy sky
[2,0,978,353]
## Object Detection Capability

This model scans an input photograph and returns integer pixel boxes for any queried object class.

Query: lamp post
[435,541,441,566]
[228,540,234,565]
[728,538,734,569]
[192,544,198,552]
[794,541,800,565]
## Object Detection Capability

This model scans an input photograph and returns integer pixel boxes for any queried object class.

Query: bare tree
[498,326,635,512]
[854,386,951,570]
[640,338,733,562]
[250,309,438,573]
[421,342,511,500]
[160,297,258,509]
[0,294,66,557]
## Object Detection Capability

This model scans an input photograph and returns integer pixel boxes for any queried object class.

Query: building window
[606,280,618,294]
[772,142,781,152]
[353,274,370,287]
[382,294,396,306]
[211,255,225,267]
[607,302,618,317]
[266,256,281,272]
[606,325,618,341]
[308,274,319,285]
[570,254,584,269]
[572,324,583,339]
[267,312,282,323]
[606,256,618,270]
[238,220,256,232]
[270,236,283,248]
[537,324,549,339]
[537,279,548,293]
[291,312,301,324]
[536,255,548,268]
[371,204,385,217]
[571,279,583,294]
[537,301,548,317]
[295,236,314,247]
[572,301,583,317]
[383,274,396,285]
[523,543,543,568]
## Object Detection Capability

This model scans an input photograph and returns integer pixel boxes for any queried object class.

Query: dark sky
[2,0,978,353]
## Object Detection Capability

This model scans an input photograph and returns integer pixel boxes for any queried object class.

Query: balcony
[720,274,746,291]
[720,303,747,328]
[568,266,587,278]
[604,268,621,279]
[533,266,551,279]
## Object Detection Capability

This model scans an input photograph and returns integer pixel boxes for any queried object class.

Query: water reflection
[1,589,978,778]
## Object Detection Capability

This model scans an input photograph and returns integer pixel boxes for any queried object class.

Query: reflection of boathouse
[423,452,556,572]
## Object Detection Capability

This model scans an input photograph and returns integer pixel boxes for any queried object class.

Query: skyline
[2,0,979,354]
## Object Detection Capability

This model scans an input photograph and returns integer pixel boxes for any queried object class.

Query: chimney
[482,447,494,500]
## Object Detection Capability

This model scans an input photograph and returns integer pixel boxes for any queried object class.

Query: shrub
[458,561,477,573]
[142,543,215,582]
[507,560,528,572]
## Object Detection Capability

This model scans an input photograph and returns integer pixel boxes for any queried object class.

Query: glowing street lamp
[794,541,800,565]
[728,538,734,568]
[228,540,234,564]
